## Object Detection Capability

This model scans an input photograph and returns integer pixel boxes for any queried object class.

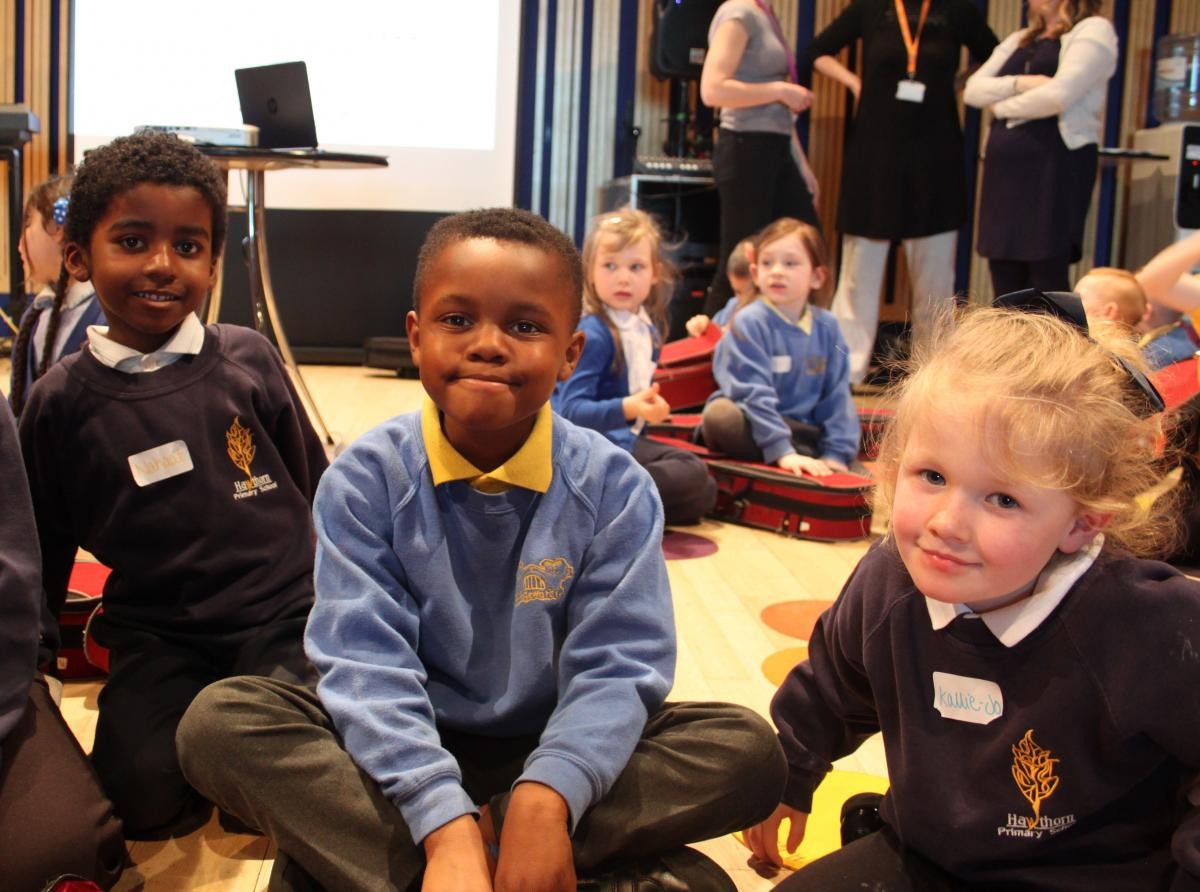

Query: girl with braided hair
[10,173,104,414]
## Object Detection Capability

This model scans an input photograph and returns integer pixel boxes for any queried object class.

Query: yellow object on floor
[734,770,890,870]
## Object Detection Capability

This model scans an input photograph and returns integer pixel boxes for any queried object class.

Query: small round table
[199,146,389,447]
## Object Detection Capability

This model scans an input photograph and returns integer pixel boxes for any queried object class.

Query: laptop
[234,61,319,150]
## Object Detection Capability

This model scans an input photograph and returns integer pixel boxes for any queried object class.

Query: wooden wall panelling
[1171,5,1200,36]
[2,0,68,312]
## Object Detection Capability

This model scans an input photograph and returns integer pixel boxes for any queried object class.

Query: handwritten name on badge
[932,671,1003,725]
[128,440,194,487]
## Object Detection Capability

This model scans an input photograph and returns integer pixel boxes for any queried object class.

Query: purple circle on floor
[662,530,718,560]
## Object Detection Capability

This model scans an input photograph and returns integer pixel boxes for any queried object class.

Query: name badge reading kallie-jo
[128,440,194,487]
[932,671,1003,725]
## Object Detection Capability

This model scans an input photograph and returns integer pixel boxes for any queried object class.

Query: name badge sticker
[896,79,927,103]
[771,355,793,374]
[129,440,194,487]
[932,671,1003,725]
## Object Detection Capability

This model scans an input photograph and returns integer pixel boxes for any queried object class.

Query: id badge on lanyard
[894,0,931,103]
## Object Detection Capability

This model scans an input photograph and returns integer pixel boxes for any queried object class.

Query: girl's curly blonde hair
[871,306,1179,558]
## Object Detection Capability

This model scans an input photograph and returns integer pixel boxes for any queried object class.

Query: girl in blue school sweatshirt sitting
[554,206,716,524]
[701,217,859,477]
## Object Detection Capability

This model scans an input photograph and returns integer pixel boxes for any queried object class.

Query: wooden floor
[43,361,888,891]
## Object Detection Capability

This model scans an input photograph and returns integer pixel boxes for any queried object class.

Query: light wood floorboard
[45,362,886,890]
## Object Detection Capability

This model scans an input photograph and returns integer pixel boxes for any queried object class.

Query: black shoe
[840,792,885,846]
[577,846,735,891]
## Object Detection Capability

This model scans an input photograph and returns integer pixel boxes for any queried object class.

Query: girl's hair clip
[52,196,69,226]
[994,288,1165,417]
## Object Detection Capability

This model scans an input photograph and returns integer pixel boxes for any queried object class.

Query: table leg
[244,170,336,447]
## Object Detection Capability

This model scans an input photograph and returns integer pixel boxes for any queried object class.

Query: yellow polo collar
[421,398,553,493]
[762,298,814,334]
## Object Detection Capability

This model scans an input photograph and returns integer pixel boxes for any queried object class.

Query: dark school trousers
[632,436,717,525]
[775,824,961,892]
[91,604,312,840]
[176,676,787,892]
[701,397,823,462]
[706,130,819,316]
[0,676,126,890]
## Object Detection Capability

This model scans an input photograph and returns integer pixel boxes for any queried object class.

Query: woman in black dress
[965,0,1117,297]
[805,0,997,382]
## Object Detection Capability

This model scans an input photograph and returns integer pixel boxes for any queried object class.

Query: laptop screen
[234,61,319,149]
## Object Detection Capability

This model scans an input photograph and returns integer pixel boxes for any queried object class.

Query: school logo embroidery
[996,729,1076,839]
[226,416,278,500]
[803,355,827,376]
[516,558,574,606]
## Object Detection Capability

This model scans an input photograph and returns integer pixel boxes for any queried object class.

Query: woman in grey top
[700,0,819,315]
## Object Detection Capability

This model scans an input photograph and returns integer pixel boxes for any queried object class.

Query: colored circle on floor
[662,530,718,560]
[761,600,834,640]
[762,646,808,686]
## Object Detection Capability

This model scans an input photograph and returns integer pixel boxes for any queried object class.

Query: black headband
[993,288,1165,416]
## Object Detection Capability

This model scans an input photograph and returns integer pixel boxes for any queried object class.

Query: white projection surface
[72,1,521,211]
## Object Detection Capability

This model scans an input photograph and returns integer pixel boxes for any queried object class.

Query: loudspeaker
[650,0,723,81]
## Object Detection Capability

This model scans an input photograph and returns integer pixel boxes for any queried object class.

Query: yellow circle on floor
[762,646,808,686]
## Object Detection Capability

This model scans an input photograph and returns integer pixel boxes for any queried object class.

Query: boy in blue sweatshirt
[177,208,784,891]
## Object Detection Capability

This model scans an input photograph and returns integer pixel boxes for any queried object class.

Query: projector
[141,124,259,147]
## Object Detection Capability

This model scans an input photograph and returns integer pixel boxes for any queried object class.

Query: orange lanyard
[895,0,932,79]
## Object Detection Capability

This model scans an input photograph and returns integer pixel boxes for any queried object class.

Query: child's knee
[176,677,261,775]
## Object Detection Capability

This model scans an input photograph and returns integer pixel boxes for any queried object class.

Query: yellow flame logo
[226,416,257,486]
[1011,729,1060,829]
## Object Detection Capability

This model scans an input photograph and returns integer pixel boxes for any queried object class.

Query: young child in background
[554,207,716,525]
[701,218,858,477]
[747,300,1200,889]
[18,130,327,840]
[176,208,784,891]
[10,173,105,414]
[1073,266,1146,330]
[686,238,756,336]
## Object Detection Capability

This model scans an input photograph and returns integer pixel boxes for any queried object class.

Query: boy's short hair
[413,208,583,325]
[1075,267,1147,328]
[67,129,228,257]
[727,239,753,281]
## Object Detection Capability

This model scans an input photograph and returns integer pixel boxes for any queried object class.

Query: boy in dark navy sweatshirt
[178,208,784,891]
[19,131,327,840]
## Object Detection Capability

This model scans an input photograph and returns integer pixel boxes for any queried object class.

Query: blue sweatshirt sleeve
[553,317,628,433]
[0,401,42,766]
[809,319,860,466]
[712,296,741,327]
[519,457,675,828]
[712,314,797,464]
[305,445,475,844]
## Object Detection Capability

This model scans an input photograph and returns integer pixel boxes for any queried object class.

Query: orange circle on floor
[761,600,834,640]
[762,646,808,686]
